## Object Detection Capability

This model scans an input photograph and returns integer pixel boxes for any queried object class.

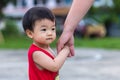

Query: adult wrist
[63,25,74,35]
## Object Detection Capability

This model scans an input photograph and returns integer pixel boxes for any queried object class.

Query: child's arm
[33,46,70,72]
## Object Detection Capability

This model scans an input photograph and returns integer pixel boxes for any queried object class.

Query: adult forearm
[64,0,94,33]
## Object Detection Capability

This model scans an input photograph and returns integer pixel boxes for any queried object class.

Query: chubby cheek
[53,33,56,40]
[34,35,45,43]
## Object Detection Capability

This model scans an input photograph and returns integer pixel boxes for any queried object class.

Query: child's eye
[41,29,46,31]
[52,28,56,31]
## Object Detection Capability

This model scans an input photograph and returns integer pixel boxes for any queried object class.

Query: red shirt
[28,44,58,80]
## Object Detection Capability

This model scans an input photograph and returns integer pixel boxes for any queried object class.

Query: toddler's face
[32,19,56,45]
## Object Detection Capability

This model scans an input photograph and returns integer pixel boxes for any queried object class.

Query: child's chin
[46,41,53,44]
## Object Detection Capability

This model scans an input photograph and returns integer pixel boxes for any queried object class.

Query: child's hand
[62,46,70,55]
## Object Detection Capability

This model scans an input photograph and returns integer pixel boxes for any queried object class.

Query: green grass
[0,35,120,49]
[75,37,120,49]
[0,35,32,49]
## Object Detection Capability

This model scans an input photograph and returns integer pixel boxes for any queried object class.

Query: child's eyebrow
[41,24,55,28]
[52,25,56,27]
[41,25,47,27]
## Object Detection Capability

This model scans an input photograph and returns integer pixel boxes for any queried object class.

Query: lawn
[0,35,32,49]
[74,37,120,49]
[0,35,120,49]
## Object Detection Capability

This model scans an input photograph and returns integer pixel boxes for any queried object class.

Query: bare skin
[57,0,94,57]
[26,19,70,72]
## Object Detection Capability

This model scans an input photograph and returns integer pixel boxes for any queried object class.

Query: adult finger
[70,45,75,56]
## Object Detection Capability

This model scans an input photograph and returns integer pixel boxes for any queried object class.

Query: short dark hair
[22,7,55,31]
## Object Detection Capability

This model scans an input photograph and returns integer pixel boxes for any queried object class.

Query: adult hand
[57,30,75,57]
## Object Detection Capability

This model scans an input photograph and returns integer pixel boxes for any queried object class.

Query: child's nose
[47,30,52,35]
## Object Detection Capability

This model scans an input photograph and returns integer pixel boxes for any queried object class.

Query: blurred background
[0,0,120,49]
[0,0,120,80]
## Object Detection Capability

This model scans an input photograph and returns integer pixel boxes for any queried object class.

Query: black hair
[22,7,55,31]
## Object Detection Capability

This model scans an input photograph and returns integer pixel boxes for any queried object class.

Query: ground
[0,48,120,80]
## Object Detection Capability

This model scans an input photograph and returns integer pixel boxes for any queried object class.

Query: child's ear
[26,29,33,39]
